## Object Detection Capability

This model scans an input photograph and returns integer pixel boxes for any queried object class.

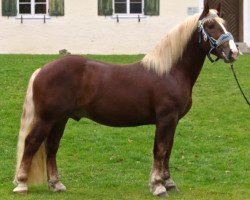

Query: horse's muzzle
[222,48,239,63]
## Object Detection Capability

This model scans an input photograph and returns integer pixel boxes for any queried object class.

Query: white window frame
[112,0,145,18]
[16,0,50,19]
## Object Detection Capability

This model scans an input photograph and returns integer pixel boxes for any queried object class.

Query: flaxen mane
[142,10,223,75]
[142,13,200,75]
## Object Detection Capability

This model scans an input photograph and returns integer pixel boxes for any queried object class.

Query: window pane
[130,0,141,2]
[115,0,126,2]
[115,3,127,13]
[19,0,31,2]
[35,4,47,14]
[130,3,142,13]
[19,4,31,14]
[35,0,46,2]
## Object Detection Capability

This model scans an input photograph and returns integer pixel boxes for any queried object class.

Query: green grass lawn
[0,54,249,200]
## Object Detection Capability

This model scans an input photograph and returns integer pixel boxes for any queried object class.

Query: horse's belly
[81,101,155,127]
[88,115,154,127]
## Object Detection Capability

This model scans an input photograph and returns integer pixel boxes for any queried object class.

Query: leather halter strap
[198,14,234,63]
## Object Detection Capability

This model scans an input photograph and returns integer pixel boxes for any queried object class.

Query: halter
[198,14,234,63]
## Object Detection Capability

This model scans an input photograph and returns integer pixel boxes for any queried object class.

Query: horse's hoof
[152,185,169,197]
[13,182,28,195]
[166,186,180,192]
[49,181,67,192]
[157,192,169,198]
[165,178,179,192]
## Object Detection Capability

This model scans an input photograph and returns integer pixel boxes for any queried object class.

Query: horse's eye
[208,24,215,29]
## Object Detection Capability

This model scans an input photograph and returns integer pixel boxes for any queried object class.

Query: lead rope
[230,64,250,107]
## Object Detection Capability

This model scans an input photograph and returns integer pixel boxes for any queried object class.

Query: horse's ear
[216,3,222,16]
[202,1,210,16]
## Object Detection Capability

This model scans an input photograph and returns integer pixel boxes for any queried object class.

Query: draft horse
[13,3,238,197]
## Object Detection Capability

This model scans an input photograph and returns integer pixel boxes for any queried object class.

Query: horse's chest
[177,95,192,119]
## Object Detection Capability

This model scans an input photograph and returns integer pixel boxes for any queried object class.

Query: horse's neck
[177,32,207,88]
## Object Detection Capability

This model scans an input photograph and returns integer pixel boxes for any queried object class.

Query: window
[18,0,48,17]
[130,0,142,13]
[35,0,47,14]
[19,0,31,14]
[114,0,143,15]
[98,0,160,17]
[2,0,64,17]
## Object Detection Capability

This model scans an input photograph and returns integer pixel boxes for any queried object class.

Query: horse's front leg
[163,135,179,192]
[150,113,178,197]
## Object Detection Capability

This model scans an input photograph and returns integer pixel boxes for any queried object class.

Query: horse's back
[32,55,156,125]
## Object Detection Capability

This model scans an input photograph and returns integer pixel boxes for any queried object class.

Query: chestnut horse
[13,3,238,197]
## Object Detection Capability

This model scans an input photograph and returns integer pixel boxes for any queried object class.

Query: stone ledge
[236,42,250,54]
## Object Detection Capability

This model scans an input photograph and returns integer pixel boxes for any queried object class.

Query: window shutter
[144,0,159,16]
[2,0,17,16]
[49,0,64,16]
[98,0,113,16]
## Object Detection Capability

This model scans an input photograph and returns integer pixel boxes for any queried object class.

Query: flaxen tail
[14,68,47,185]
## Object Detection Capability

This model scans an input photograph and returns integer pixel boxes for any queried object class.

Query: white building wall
[1,0,248,54]
[0,0,200,54]
[245,0,250,45]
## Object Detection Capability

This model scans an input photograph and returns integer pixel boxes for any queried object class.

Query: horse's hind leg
[46,118,68,192]
[14,119,52,193]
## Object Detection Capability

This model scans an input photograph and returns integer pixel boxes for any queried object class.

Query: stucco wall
[2,0,248,54]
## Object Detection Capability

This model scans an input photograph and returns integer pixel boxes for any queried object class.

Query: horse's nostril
[229,49,238,60]
[229,50,233,58]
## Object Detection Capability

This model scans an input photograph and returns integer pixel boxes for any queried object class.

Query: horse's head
[198,2,239,63]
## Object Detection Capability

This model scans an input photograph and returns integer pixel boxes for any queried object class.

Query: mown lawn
[0,54,249,200]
